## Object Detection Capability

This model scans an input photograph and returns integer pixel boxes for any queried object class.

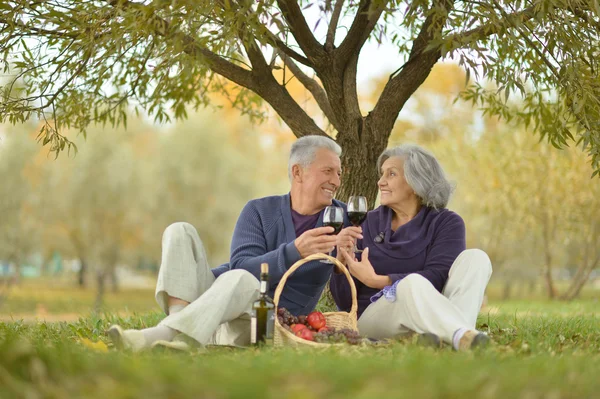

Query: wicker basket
[273,253,358,347]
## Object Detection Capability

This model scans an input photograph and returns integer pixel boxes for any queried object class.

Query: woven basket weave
[273,253,358,347]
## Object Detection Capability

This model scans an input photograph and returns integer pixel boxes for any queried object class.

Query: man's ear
[291,164,303,182]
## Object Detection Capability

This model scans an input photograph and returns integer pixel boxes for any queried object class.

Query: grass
[1,280,599,398]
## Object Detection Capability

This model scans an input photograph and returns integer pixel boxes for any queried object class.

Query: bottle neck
[259,273,268,295]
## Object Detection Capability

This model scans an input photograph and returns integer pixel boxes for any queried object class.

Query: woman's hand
[335,226,362,264]
[339,247,392,289]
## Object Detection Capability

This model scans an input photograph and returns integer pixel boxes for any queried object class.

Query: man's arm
[229,201,301,284]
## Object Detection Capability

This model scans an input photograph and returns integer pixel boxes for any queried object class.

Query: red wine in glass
[320,206,344,264]
[347,212,367,227]
[347,196,367,252]
[323,221,343,234]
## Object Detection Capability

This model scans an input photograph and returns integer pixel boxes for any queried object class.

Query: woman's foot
[453,329,490,351]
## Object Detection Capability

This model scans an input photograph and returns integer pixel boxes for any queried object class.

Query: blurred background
[1,63,598,321]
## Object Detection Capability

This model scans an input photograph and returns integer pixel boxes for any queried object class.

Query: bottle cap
[261,263,269,274]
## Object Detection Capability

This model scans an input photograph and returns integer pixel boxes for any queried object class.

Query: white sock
[140,304,186,345]
[141,325,177,345]
[452,328,469,350]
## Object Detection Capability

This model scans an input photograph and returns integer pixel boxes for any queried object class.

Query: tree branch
[0,17,77,39]
[337,0,386,63]
[105,0,326,138]
[278,51,339,129]
[267,33,312,66]
[325,0,345,51]
[243,40,270,72]
[446,4,539,49]
[566,5,600,36]
[217,1,329,138]
[276,0,324,61]
[213,0,312,67]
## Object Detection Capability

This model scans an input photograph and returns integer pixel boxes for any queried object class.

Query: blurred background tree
[0,127,41,305]
[1,110,291,309]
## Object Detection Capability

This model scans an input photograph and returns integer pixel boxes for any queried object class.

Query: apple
[306,311,326,330]
[291,324,307,334]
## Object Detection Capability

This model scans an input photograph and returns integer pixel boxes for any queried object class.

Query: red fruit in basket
[307,311,326,330]
[296,328,314,341]
[318,326,329,333]
[291,324,307,334]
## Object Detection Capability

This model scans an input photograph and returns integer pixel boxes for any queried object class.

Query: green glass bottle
[251,263,275,346]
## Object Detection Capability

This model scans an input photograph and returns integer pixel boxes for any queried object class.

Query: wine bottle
[251,263,275,346]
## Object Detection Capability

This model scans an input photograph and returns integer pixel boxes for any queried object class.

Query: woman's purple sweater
[330,205,466,317]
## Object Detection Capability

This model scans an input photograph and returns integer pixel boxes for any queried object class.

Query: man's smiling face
[298,148,342,211]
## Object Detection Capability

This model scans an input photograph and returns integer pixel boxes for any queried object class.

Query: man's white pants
[154,222,260,346]
[357,249,492,344]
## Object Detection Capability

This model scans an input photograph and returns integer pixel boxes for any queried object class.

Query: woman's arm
[339,247,392,289]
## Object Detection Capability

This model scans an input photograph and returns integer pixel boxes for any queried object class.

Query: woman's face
[378,156,418,208]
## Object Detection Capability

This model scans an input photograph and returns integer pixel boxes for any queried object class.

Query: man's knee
[162,222,200,245]
[217,269,259,289]
[163,222,193,238]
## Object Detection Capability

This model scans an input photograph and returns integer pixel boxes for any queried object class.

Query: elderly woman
[331,144,492,350]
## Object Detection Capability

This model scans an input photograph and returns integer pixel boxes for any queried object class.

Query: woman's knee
[459,249,493,274]
[396,274,432,295]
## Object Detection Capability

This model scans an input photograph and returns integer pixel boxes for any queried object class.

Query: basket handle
[273,253,358,317]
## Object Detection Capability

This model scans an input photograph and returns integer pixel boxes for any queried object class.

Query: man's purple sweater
[210,194,348,315]
[330,205,466,317]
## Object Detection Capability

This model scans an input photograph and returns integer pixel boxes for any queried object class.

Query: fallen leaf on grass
[79,338,109,352]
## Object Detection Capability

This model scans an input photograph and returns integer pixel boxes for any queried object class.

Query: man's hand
[335,226,363,263]
[294,226,338,258]
[339,247,391,289]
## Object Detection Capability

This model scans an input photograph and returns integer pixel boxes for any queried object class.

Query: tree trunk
[110,266,119,293]
[95,270,106,312]
[561,255,600,301]
[41,251,52,276]
[544,264,556,299]
[78,258,87,288]
[542,231,556,299]
[336,121,390,206]
[0,276,14,308]
[502,279,512,300]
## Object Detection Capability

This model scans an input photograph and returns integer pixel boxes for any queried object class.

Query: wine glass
[320,206,344,264]
[347,196,367,253]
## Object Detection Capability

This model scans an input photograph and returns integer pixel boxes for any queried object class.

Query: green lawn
[1,280,599,398]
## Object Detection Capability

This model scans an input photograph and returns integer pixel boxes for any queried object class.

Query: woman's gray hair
[377,144,455,209]
[288,135,342,180]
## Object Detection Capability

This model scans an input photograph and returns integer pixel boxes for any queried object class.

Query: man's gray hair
[288,135,342,180]
[377,144,454,209]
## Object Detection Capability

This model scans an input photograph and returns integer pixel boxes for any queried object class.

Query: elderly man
[108,135,347,351]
